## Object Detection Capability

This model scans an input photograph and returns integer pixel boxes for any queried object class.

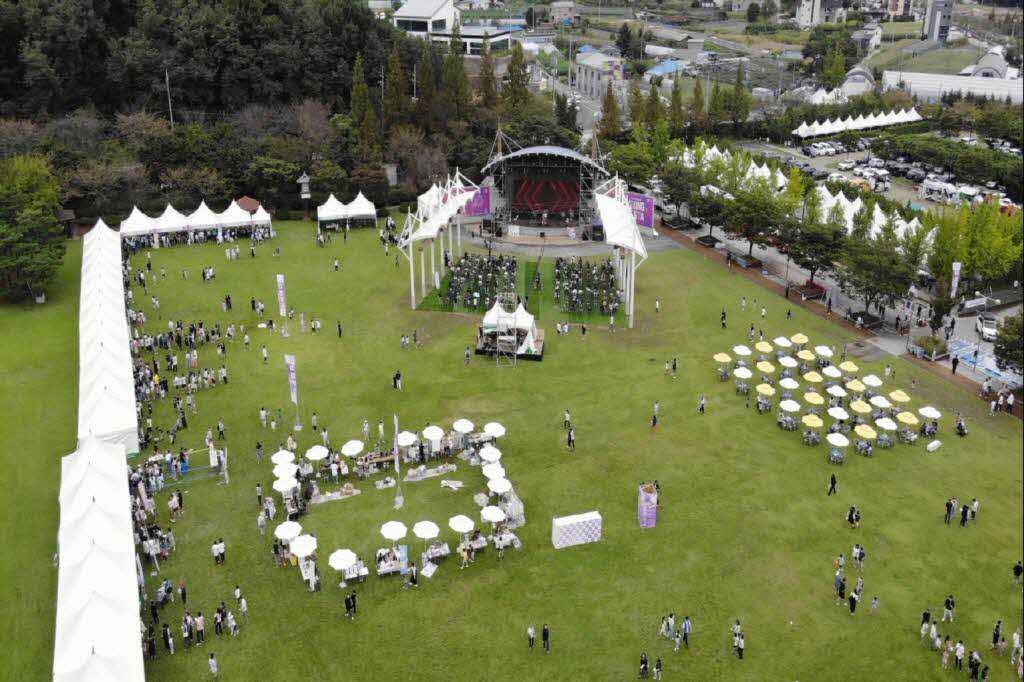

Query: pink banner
[463,187,491,216]
[284,354,298,405]
[276,274,287,317]
[627,192,655,228]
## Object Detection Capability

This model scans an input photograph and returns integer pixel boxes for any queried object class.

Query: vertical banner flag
[284,354,298,405]
[463,187,491,216]
[950,262,962,298]
[276,273,287,316]
[627,192,655,228]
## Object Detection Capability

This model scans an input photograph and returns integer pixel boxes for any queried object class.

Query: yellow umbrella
[889,390,911,403]
[896,411,919,426]
[755,341,773,353]
[849,400,871,414]
[854,424,877,440]
[804,392,824,405]
[803,371,823,383]
[713,352,732,363]
[797,349,816,362]
[756,361,776,373]
[790,333,809,345]
[838,360,859,373]
[801,414,823,428]
[756,383,776,396]
[845,379,866,393]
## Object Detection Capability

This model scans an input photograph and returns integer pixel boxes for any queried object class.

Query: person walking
[465,346,471,365]
[542,624,551,653]
[682,615,692,648]
[720,309,727,329]
[943,594,955,622]
[527,624,535,651]
[827,473,837,495]
[698,394,707,414]
[566,427,575,452]
[208,653,219,677]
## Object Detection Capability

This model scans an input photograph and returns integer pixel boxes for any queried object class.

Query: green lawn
[882,20,923,36]
[901,47,981,75]
[3,221,1022,680]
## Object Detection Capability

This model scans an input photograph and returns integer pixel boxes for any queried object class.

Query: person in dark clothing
[828,474,837,495]
[960,504,970,527]
[542,624,551,653]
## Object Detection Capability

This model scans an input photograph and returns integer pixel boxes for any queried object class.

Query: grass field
[882,20,923,37]
[2,221,1022,681]
[900,47,981,75]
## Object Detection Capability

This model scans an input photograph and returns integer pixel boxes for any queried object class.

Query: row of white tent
[400,172,480,246]
[54,219,144,680]
[120,200,272,237]
[792,108,922,138]
[816,185,922,240]
[79,221,140,453]
[315,192,377,223]
[677,143,789,193]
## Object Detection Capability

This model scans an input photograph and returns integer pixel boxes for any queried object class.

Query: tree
[383,46,409,131]
[245,155,301,210]
[726,65,752,133]
[835,215,915,315]
[708,81,727,131]
[650,119,671,167]
[608,142,655,184]
[627,81,645,125]
[479,40,500,111]
[822,48,846,89]
[160,165,229,208]
[616,23,633,56]
[350,54,372,135]
[503,42,530,111]
[597,83,623,140]
[787,198,845,285]
[644,87,664,131]
[416,42,439,132]
[661,159,697,214]
[746,2,761,23]
[724,178,781,256]
[442,24,470,123]
[0,155,63,300]
[668,76,687,138]
[994,311,1023,375]
[554,93,580,134]
[690,78,707,132]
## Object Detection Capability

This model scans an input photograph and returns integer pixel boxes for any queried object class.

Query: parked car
[868,158,886,168]
[837,160,855,171]
[906,168,926,182]
[812,168,829,180]
[828,172,846,183]
[975,313,998,341]
[829,141,846,153]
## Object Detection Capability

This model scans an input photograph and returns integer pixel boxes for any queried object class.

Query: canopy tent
[595,176,647,329]
[316,192,376,226]
[481,301,536,334]
[78,220,139,454]
[117,199,271,241]
[54,438,144,682]
[218,200,256,228]
[316,194,348,222]
[119,206,156,237]
[185,201,221,231]
[345,192,377,220]
[791,108,921,138]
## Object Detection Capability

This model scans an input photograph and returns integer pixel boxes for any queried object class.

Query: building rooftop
[394,0,449,18]
[576,52,623,69]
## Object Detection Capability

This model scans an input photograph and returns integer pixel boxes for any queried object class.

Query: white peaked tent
[792,108,921,137]
[595,176,647,329]
[482,301,536,334]
[346,192,377,220]
[252,205,272,226]
[117,200,272,241]
[398,171,479,309]
[54,438,144,682]
[317,194,348,222]
[186,200,221,231]
[119,206,156,237]
[78,220,139,454]
[218,200,254,228]
[154,204,188,233]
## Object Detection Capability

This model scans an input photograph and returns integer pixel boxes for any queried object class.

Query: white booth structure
[119,200,273,246]
[594,177,647,329]
[398,171,480,309]
[315,191,378,231]
[791,108,922,138]
[478,300,544,360]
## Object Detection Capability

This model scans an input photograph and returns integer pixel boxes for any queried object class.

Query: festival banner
[276,273,287,316]
[627,192,655,228]
[463,187,491,216]
[284,354,298,405]
[950,262,962,298]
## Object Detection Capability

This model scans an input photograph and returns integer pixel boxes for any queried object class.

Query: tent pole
[430,239,436,289]
[408,243,416,309]
[457,217,462,258]
[420,247,426,297]
[628,250,637,329]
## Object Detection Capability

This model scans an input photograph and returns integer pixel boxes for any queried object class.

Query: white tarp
[596,191,648,260]
[54,437,144,682]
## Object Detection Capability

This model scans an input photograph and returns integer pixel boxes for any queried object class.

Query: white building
[922,0,952,42]
[797,0,846,28]
[575,52,624,100]
[393,0,459,37]
[888,0,912,18]
[841,64,876,98]
[882,70,1023,103]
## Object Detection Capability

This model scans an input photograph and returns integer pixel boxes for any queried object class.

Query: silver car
[975,314,998,341]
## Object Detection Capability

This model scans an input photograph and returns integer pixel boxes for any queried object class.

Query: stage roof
[482,145,607,175]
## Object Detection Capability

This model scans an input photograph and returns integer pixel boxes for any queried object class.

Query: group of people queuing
[441,253,518,311]
[122,224,274,255]
[553,257,620,316]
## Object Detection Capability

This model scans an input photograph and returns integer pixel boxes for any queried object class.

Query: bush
[915,335,948,357]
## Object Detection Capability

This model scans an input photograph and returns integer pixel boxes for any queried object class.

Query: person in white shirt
[208,653,218,677]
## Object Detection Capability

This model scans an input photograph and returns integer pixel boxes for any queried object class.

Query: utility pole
[165,68,174,127]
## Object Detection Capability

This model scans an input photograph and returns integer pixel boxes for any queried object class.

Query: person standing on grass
[943,594,955,622]
[567,426,576,452]
[655,298,660,314]
[208,653,218,677]
[682,616,692,647]
[261,344,268,364]
[178,579,187,606]
[736,633,745,659]
[257,510,266,537]
[721,309,727,329]
[828,473,837,495]
[465,346,471,365]
[698,394,707,414]
[542,624,551,653]
[671,357,678,379]
[527,624,535,651]
[256,483,263,509]
[564,409,571,429]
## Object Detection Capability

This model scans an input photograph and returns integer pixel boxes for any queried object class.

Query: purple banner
[284,354,298,405]
[463,187,490,217]
[276,274,287,317]
[627,192,655,228]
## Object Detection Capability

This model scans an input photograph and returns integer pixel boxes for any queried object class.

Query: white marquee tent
[53,437,144,682]
[316,192,377,228]
[119,200,273,244]
[792,108,922,138]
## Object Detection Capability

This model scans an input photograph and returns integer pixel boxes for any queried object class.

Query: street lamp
[297,171,311,221]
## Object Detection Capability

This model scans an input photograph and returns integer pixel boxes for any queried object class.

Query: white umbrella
[869,395,891,409]
[732,345,752,357]
[487,477,513,494]
[780,399,801,413]
[826,385,847,398]
[733,367,753,380]
[479,445,502,463]
[826,432,849,447]
[815,345,834,358]
[827,407,850,421]
[274,520,302,541]
[341,440,364,457]
[305,444,329,461]
[481,505,506,523]
[412,520,440,540]
[779,377,800,390]
[875,417,897,431]
[380,521,407,542]
[328,549,357,571]
[779,356,798,368]
[452,419,475,434]
[862,374,883,388]
[396,431,417,447]
[273,462,298,479]
[422,425,445,441]
[448,515,474,534]
[481,463,506,480]
[773,336,793,349]
[484,422,506,438]
[919,406,942,420]
[822,365,842,378]
[271,449,295,465]
[272,477,298,493]
[290,534,317,558]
